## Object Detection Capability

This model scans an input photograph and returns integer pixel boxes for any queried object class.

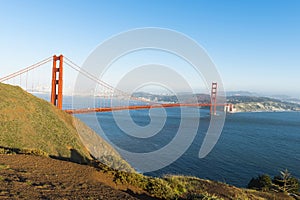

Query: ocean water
[76,109,300,187]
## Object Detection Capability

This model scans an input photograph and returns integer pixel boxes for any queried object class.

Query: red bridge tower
[51,55,63,109]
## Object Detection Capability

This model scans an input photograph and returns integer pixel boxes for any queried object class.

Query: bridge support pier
[51,55,63,109]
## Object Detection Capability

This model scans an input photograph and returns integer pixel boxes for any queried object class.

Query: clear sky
[0,0,299,97]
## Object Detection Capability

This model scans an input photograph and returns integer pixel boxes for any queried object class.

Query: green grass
[0,83,133,171]
[0,164,9,170]
[0,83,86,159]
[109,170,294,199]
[109,170,227,199]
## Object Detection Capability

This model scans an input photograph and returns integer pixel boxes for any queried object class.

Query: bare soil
[0,154,155,200]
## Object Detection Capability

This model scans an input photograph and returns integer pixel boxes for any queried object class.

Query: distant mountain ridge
[226,91,258,97]
[227,91,300,104]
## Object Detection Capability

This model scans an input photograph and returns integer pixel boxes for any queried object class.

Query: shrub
[248,174,272,191]
[164,175,188,196]
[272,169,299,193]
[248,170,300,194]
[146,178,175,199]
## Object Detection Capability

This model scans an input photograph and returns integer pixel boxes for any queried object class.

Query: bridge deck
[64,103,228,114]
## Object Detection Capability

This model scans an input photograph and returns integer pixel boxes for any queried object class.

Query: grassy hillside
[0,83,133,171]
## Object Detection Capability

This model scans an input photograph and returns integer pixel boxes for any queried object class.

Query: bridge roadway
[64,103,229,114]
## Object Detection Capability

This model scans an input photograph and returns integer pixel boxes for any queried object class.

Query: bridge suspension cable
[0,56,52,83]
[63,57,153,104]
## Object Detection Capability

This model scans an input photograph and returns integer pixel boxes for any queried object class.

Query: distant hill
[227,96,300,112]
[226,91,258,97]
[227,91,300,104]
[132,91,300,112]
[270,95,300,104]
[132,92,210,104]
[0,83,133,172]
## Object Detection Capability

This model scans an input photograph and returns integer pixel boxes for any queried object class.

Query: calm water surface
[75,109,300,187]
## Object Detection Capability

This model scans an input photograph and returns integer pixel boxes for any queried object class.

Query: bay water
[76,108,300,187]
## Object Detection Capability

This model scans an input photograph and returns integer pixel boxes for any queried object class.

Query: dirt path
[0,154,153,200]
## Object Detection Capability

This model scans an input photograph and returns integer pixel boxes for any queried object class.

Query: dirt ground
[0,154,155,200]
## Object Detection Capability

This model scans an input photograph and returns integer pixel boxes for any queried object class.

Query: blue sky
[0,0,299,96]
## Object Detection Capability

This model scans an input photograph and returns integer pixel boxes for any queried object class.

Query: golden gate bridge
[0,55,233,115]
